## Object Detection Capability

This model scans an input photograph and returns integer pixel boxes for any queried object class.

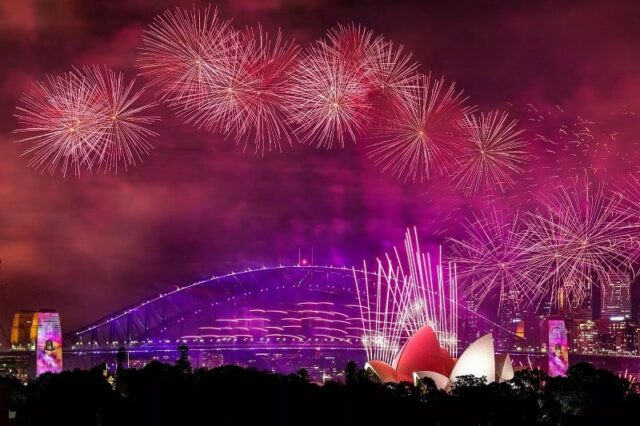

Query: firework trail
[14,66,157,176]
[452,110,528,196]
[516,102,640,187]
[448,210,542,312]
[353,227,458,363]
[368,74,472,182]
[521,177,636,309]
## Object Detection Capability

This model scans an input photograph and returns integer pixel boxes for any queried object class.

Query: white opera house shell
[365,325,514,390]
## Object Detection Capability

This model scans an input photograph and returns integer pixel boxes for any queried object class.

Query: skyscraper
[601,272,632,320]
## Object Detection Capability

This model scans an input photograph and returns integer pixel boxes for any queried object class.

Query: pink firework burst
[14,66,157,176]
[324,23,380,69]
[521,178,636,309]
[364,40,420,101]
[322,24,420,112]
[83,66,158,173]
[368,74,472,182]
[190,26,299,153]
[452,110,528,196]
[287,41,372,148]
[234,27,300,153]
[448,210,543,312]
[139,6,236,112]
[141,7,299,153]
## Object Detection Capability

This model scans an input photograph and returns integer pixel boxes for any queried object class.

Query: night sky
[1,0,639,335]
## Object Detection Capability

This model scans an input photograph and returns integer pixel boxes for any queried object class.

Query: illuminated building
[3,309,63,381]
[365,326,514,389]
[558,285,594,321]
[10,311,38,351]
[541,319,568,377]
[515,319,543,352]
[459,297,479,350]
[569,320,598,353]
[601,273,632,320]
[495,291,523,351]
[596,319,638,354]
[198,352,224,369]
[0,352,33,383]
[624,322,639,354]
[34,310,63,376]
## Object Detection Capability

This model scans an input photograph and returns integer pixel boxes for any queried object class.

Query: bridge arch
[67,265,369,351]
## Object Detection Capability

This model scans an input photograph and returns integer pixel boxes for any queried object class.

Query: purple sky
[1,0,639,334]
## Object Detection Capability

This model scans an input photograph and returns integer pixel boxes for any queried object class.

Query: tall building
[34,310,63,377]
[601,272,632,320]
[624,321,639,354]
[540,319,569,377]
[558,285,594,321]
[459,297,479,350]
[3,310,63,381]
[515,318,543,352]
[569,320,598,353]
[632,274,640,321]
[596,318,638,354]
[10,311,38,350]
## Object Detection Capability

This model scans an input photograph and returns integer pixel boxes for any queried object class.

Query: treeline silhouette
[3,360,640,425]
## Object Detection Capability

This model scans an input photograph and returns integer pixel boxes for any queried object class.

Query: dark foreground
[4,361,640,425]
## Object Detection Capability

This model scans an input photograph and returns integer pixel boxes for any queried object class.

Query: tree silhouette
[6,361,640,425]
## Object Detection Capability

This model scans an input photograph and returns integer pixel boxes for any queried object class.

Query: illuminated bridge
[64,265,376,378]
[63,264,521,380]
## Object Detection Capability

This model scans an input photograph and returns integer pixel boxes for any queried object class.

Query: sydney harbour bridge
[64,265,381,377]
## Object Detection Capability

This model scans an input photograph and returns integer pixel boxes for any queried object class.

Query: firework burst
[368,74,472,182]
[324,23,380,68]
[139,6,236,111]
[364,40,420,100]
[521,178,636,309]
[353,227,458,363]
[452,110,528,196]
[448,210,542,311]
[14,66,157,176]
[140,7,299,153]
[186,26,299,153]
[83,66,158,173]
[288,41,372,148]
[226,27,299,153]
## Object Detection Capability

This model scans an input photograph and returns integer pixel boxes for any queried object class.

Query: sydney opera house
[365,326,514,389]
